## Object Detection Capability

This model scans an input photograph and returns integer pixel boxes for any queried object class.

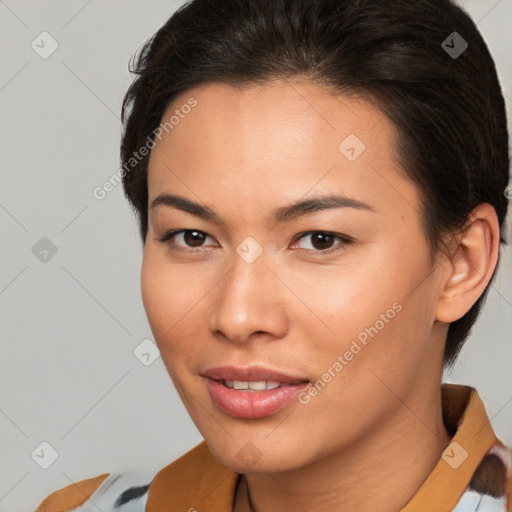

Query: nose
[207,247,289,345]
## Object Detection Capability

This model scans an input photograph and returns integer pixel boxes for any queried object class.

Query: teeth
[248,381,267,391]
[223,380,282,391]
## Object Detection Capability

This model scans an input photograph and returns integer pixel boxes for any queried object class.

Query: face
[142,79,448,473]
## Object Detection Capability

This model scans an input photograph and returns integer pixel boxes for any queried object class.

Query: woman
[34,0,511,510]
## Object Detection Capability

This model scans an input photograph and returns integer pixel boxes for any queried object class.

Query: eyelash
[156,229,353,255]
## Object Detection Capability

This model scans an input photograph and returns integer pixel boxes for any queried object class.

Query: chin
[205,436,309,474]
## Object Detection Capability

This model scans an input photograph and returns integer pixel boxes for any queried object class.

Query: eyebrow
[150,192,375,225]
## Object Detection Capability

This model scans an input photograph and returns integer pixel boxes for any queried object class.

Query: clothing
[34,383,512,512]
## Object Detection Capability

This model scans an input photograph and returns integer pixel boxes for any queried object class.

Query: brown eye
[293,231,352,254]
[157,229,216,249]
[309,232,335,250]
[182,230,207,247]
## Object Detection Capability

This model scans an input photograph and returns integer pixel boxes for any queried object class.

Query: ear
[435,203,500,323]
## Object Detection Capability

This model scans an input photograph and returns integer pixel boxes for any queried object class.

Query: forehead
[146,79,420,226]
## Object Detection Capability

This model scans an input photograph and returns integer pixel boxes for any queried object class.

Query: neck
[234,384,452,512]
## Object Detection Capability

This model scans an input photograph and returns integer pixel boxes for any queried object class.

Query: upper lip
[202,365,309,384]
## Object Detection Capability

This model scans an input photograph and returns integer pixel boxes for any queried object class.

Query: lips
[202,365,310,419]
[202,365,309,384]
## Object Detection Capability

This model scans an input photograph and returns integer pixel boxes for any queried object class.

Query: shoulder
[34,442,239,512]
[459,440,512,511]
[34,470,155,512]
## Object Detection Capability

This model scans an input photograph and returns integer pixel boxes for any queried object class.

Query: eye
[291,231,353,254]
[156,229,353,255]
[156,229,217,251]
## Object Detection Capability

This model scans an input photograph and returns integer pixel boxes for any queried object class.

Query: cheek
[288,254,433,375]
[140,248,213,370]
[140,253,168,332]
[141,247,198,325]
[286,262,393,343]
[141,250,190,354]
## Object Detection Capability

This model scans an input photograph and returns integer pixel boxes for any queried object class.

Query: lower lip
[206,378,310,419]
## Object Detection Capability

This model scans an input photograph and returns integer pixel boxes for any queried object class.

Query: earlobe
[435,204,500,323]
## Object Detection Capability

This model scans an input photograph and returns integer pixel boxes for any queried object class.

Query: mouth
[202,364,309,384]
[202,365,310,419]
[219,379,305,391]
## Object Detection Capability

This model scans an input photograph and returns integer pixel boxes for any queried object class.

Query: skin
[141,79,500,512]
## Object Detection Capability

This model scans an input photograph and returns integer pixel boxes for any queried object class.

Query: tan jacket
[35,383,512,511]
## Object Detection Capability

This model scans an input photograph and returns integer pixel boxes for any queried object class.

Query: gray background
[0,1,511,511]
